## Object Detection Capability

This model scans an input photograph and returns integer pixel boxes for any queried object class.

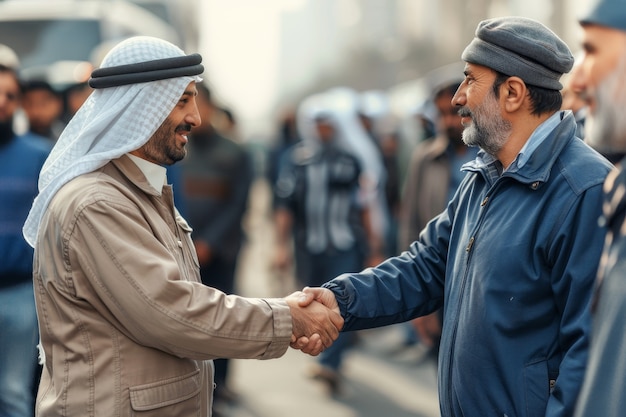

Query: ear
[501,76,526,113]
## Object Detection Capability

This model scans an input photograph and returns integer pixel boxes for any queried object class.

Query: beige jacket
[33,155,292,417]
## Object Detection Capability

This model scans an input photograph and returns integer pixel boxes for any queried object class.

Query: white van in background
[0,0,187,87]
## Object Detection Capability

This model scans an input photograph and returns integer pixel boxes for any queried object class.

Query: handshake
[285,287,343,356]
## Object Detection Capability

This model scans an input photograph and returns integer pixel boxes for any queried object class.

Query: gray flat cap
[462,16,574,90]
[579,0,626,31]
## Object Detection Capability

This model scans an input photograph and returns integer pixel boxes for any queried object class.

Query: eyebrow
[182,89,197,97]
[463,63,474,75]
[581,41,595,53]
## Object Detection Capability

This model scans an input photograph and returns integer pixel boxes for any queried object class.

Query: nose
[187,100,201,128]
[568,62,586,96]
[451,83,465,107]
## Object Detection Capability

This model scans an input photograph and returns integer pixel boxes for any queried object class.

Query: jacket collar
[111,154,165,196]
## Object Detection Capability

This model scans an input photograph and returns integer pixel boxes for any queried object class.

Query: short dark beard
[140,118,189,165]
[0,119,15,146]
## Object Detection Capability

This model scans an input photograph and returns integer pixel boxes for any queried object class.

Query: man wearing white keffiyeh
[23,36,343,417]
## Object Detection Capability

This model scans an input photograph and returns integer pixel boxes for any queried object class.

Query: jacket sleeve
[323,202,450,331]
[545,184,607,417]
[66,197,292,361]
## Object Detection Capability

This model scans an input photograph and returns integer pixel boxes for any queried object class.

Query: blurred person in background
[20,78,65,142]
[322,87,388,267]
[217,106,239,141]
[181,82,254,412]
[298,16,613,417]
[21,36,342,417]
[571,0,626,415]
[266,107,302,294]
[0,45,51,417]
[267,107,301,202]
[358,90,401,258]
[398,79,478,361]
[272,92,382,394]
[61,80,93,123]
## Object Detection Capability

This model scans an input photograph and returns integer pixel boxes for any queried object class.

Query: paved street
[217,179,441,417]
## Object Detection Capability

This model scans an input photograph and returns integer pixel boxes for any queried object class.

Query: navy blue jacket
[0,133,50,284]
[324,112,612,417]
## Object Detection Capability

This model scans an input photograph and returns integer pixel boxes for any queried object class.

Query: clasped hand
[285,287,343,356]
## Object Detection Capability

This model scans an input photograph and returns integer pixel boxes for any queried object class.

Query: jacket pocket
[176,214,201,270]
[523,360,549,417]
[129,369,202,416]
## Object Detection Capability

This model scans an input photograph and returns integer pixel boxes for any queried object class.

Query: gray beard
[461,93,512,156]
[585,52,626,155]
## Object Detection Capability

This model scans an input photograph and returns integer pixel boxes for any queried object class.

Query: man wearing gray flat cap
[295,16,613,417]
[569,0,626,416]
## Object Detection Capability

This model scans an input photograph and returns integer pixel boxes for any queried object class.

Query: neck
[497,112,553,168]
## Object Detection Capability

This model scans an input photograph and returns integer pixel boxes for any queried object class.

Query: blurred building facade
[0,0,592,140]
[200,0,592,139]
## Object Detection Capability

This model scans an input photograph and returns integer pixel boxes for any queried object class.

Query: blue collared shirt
[514,111,567,170]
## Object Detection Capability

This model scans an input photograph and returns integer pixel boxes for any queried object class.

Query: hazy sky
[199,0,294,139]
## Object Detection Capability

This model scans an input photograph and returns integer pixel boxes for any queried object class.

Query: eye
[0,91,18,102]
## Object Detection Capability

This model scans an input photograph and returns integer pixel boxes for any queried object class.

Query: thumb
[297,287,316,307]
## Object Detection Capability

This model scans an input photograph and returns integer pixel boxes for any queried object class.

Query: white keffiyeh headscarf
[22,36,202,247]
[296,87,386,184]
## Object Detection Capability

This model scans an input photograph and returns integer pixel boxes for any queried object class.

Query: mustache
[458,107,472,118]
[175,124,192,133]
[577,90,592,105]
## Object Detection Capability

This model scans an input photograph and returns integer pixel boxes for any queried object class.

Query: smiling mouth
[177,131,189,144]
[175,122,193,144]
[457,109,472,126]
[460,116,472,127]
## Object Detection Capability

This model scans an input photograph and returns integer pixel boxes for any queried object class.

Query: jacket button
[530,181,540,190]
